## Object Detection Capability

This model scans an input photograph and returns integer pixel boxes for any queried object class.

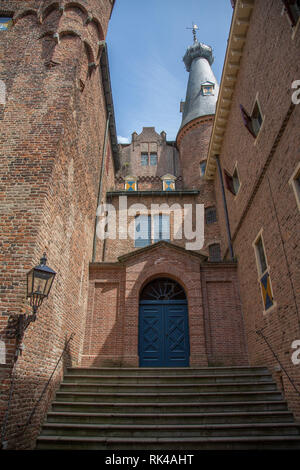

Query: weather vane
[186,23,199,43]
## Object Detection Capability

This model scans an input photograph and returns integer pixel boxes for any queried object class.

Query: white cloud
[118,135,130,144]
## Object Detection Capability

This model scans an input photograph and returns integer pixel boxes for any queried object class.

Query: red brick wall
[99,193,221,262]
[0,0,114,449]
[177,116,214,189]
[201,264,248,366]
[83,245,246,368]
[213,0,300,417]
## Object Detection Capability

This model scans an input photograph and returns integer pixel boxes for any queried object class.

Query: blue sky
[107,0,233,143]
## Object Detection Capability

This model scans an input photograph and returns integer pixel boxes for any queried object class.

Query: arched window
[140,278,186,301]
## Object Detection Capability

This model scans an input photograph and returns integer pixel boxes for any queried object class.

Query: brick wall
[0,0,114,449]
[83,244,246,368]
[213,0,300,417]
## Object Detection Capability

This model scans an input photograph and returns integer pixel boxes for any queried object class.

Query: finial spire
[186,23,199,44]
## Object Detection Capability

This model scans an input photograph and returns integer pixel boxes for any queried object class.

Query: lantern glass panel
[33,270,49,297]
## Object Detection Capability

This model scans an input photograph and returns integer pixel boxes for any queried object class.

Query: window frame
[240,95,265,143]
[0,16,13,31]
[208,243,221,262]
[134,214,151,248]
[282,0,300,29]
[134,213,171,248]
[253,230,276,314]
[289,161,300,211]
[205,206,217,225]
[141,152,149,166]
[200,160,207,178]
[232,163,241,198]
[150,153,158,166]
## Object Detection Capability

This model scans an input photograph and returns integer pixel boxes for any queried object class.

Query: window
[153,214,170,243]
[200,161,206,177]
[255,236,267,274]
[251,102,263,137]
[240,100,263,138]
[141,153,148,166]
[209,244,221,262]
[232,168,240,195]
[135,215,151,247]
[289,163,300,211]
[205,207,217,225]
[150,153,157,166]
[125,176,137,191]
[224,167,240,196]
[0,17,12,31]
[201,81,215,96]
[141,151,158,166]
[135,214,170,247]
[253,233,274,312]
[162,174,176,191]
[282,0,300,27]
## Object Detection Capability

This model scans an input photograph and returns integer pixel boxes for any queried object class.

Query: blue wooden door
[139,301,190,367]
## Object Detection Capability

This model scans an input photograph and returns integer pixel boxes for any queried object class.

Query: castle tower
[177,29,219,189]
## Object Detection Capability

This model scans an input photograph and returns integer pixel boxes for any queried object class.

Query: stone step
[59,381,277,394]
[66,366,270,377]
[36,435,300,450]
[55,390,283,403]
[40,422,300,439]
[51,400,288,414]
[63,372,274,384]
[46,410,295,426]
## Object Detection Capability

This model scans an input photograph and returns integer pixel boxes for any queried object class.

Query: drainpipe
[92,112,111,262]
[215,155,234,261]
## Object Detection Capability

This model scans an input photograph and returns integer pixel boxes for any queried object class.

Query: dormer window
[0,17,13,31]
[201,81,215,96]
[161,174,176,191]
[124,176,137,191]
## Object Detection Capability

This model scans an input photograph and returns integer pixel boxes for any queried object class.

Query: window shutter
[282,0,298,26]
[239,104,256,138]
[224,170,235,195]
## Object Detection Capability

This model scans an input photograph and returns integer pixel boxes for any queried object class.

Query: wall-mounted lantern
[7,253,56,345]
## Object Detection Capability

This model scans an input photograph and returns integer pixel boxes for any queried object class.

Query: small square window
[209,244,221,262]
[205,207,217,225]
[125,179,137,191]
[201,81,215,96]
[163,180,175,191]
[141,153,148,166]
[0,17,12,31]
[150,153,157,165]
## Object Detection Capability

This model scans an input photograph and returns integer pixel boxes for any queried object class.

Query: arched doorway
[139,278,190,367]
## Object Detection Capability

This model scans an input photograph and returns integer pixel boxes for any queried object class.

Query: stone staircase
[36,366,300,450]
